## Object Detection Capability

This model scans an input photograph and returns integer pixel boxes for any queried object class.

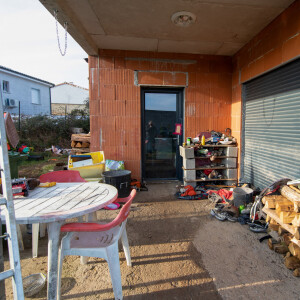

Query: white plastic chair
[57,189,136,300]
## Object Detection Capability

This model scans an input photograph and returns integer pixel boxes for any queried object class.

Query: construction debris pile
[262,181,300,276]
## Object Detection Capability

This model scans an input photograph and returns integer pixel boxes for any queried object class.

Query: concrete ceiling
[40,0,295,56]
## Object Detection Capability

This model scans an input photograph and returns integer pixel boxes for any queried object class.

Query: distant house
[0,65,54,115]
[50,82,88,115]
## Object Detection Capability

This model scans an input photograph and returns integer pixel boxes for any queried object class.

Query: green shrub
[17,113,90,151]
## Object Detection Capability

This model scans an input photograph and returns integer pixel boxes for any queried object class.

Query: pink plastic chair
[114,193,132,203]
[39,170,86,183]
[31,171,87,258]
[57,189,136,300]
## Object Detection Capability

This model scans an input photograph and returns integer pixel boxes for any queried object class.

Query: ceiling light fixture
[171,11,196,27]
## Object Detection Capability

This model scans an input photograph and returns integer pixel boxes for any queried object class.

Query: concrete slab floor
[4,182,300,299]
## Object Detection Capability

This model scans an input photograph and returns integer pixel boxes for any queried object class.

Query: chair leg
[57,247,64,300]
[106,244,123,300]
[16,224,24,251]
[32,223,39,258]
[121,229,131,267]
[77,215,87,264]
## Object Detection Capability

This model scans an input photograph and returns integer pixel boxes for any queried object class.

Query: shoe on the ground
[210,209,227,221]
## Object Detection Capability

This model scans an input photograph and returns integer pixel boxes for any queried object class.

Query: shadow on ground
[4,182,220,300]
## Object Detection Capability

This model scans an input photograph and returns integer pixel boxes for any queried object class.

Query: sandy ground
[194,218,300,300]
[3,182,300,299]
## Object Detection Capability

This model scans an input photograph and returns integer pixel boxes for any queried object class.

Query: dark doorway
[141,88,184,180]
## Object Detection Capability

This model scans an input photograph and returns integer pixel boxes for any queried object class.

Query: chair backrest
[61,189,137,232]
[39,170,87,183]
[114,189,136,224]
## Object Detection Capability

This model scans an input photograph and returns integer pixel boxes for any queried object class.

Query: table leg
[40,223,47,237]
[32,223,39,258]
[47,221,63,300]
[80,212,98,265]
[16,224,24,251]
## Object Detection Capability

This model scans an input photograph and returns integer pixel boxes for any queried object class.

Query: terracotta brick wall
[232,0,300,146]
[89,50,232,179]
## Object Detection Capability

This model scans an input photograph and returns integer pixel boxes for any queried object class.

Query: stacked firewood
[71,133,90,153]
[262,184,300,276]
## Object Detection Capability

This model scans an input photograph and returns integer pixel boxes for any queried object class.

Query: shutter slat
[243,59,300,189]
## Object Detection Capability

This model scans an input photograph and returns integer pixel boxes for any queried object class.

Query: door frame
[141,87,184,181]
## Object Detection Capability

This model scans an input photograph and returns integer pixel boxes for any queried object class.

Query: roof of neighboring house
[0,65,54,87]
[54,82,88,91]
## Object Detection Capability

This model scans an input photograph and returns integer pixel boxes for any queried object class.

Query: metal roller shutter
[242,58,300,189]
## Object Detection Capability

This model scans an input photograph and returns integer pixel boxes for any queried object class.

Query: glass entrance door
[142,88,183,179]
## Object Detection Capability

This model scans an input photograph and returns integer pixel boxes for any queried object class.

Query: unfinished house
[40,0,300,187]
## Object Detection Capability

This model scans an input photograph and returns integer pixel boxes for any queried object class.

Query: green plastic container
[8,152,27,179]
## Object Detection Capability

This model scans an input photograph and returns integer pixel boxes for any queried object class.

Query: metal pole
[65,105,67,127]
[0,217,5,300]
[18,101,20,134]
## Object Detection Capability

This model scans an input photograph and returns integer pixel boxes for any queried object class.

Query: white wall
[0,71,51,115]
[51,83,88,105]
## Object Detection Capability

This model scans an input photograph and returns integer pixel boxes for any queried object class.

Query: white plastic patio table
[0,182,118,300]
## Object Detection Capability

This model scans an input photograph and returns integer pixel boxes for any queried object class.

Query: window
[31,88,41,104]
[3,81,9,93]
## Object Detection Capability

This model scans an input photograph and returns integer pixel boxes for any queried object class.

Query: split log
[72,148,90,153]
[75,142,82,148]
[294,203,300,213]
[288,243,300,259]
[284,256,300,270]
[71,134,91,142]
[280,211,297,224]
[293,268,300,277]
[268,238,278,250]
[269,223,280,231]
[71,141,76,147]
[274,244,289,254]
[292,215,300,227]
[282,233,292,246]
[263,207,299,235]
[276,202,294,215]
[81,142,90,148]
[290,186,300,195]
[280,185,300,206]
[278,227,288,236]
[269,219,280,231]
[264,195,289,208]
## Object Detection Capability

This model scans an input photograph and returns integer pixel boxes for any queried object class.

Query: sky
[0,0,88,88]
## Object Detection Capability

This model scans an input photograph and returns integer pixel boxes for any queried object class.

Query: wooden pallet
[71,133,90,153]
[71,147,90,153]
